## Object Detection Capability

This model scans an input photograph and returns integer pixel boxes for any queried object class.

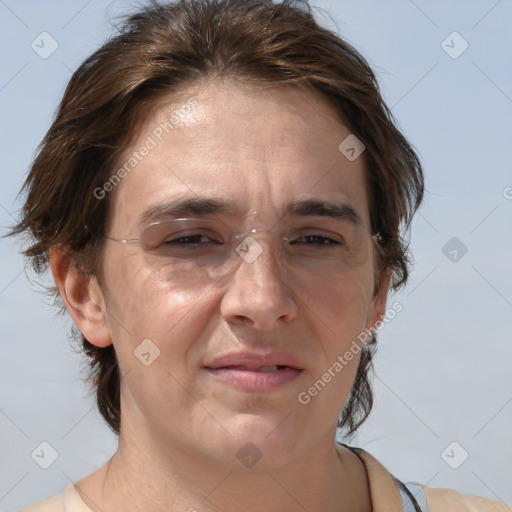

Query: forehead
[109,79,370,231]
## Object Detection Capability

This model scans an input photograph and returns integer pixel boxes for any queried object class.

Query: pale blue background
[1,0,511,509]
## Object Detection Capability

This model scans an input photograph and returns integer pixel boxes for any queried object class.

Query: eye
[149,230,224,259]
[165,233,216,245]
[287,228,346,248]
[140,218,228,250]
[157,229,225,254]
[290,234,342,246]
[140,222,226,253]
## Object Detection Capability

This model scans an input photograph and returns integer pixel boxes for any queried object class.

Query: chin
[208,415,303,469]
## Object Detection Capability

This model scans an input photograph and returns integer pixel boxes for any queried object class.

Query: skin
[51,79,391,512]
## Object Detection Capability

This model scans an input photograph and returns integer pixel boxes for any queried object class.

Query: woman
[14,0,510,510]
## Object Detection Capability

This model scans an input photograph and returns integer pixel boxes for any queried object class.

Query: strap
[395,479,430,512]
[404,483,430,512]
[335,443,431,511]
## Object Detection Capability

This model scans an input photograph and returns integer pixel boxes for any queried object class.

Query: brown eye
[290,235,342,246]
[164,234,215,245]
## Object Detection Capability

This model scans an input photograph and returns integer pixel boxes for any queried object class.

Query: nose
[220,236,298,329]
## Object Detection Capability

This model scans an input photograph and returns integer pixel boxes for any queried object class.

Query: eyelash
[166,233,342,246]
[290,234,341,246]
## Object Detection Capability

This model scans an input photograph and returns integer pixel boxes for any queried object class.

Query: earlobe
[50,246,112,348]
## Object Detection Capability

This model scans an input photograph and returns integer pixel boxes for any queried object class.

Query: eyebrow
[139,197,362,225]
[139,198,236,225]
[285,199,362,225]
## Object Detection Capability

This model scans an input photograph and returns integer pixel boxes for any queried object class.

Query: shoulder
[341,444,511,512]
[422,485,512,512]
[19,484,93,512]
[20,494,64,512]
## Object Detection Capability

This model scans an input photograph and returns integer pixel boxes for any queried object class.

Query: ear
[50,246,112,348]
[364,269,393,335]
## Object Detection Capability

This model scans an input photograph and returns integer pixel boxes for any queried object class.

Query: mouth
[204,365,303,392]
[210,365,297,372]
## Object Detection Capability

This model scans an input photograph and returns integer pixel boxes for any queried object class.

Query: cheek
[102,248,218,365]
[294,264,375,332]
[102,270,218,420]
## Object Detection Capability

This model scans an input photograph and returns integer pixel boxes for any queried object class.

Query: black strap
[395,478,424,512]
[336,442,425,511]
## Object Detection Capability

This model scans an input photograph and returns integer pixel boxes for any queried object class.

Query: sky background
[1,0,511,510]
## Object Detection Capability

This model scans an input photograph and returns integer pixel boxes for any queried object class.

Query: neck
[76,424,371,512]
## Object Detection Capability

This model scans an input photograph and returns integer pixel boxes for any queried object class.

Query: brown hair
[12,0,423,437]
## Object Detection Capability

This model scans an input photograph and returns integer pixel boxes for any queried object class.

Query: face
[90,80,388,468]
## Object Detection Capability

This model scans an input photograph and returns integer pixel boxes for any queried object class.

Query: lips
[204,351,303,371]
[204,352,303,392]
[217,365,294,372]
